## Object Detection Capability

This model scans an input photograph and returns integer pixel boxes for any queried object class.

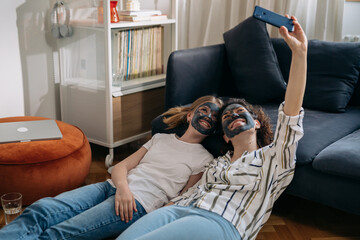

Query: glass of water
[1,192,22,225]
[113,68,125,87]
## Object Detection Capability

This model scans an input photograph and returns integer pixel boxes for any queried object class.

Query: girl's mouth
[199,119,211,129]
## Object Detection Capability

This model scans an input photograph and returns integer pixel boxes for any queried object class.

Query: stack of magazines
[113,26,164,81]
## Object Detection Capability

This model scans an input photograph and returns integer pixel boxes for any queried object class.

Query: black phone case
[253,6,294,32]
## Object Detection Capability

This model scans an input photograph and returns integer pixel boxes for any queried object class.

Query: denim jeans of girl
[0,181,147,240]
[117,205,240,240]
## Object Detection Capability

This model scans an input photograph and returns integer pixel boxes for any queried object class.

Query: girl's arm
[111,147,147,223]
[165,173,203,207]
[280,16,308,116]
[179,172,203,195]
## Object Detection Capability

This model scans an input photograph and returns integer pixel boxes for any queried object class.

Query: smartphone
[253,6,294,32]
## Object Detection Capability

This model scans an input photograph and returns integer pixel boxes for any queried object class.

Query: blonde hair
[163,95,223,129]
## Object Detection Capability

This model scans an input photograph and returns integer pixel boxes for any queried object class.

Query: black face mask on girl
[222,104,255,139]
[191,102,220,135]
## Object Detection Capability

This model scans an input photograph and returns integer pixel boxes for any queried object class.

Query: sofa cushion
[304,41,360,112]
[312,129,360,180]
[223,17,286,105]
[262,104,360,165]
[272,39,360,112]
[165,44,226,110]
[271,38,291,82]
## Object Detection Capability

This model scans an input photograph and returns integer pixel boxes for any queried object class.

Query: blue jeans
[0,181,147,240]
[117,205,240,240]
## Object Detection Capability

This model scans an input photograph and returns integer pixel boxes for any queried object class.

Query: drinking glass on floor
[1,192,22,225]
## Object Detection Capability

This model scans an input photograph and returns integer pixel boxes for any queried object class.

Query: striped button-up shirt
[172,103,304,240]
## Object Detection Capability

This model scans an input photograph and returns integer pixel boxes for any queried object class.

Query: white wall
[0,1,25,118]
[342,1,360,37]
[0,0,60,119]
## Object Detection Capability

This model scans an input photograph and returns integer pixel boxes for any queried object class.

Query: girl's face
[190,102,220,135]
[221,103,255,139]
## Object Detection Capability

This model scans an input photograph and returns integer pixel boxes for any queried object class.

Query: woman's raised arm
[280,16,308,116]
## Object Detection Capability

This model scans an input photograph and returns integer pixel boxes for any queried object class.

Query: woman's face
[221,103,255,139]
[190,102,220,135]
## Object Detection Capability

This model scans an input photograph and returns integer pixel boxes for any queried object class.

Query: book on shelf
[151,15,168,21]
[113,26,164,82]
[118,9,162,17]
[119,14,168,22]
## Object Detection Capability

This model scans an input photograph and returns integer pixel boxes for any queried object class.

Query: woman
[117,15,307,240]
[0,95,223,240]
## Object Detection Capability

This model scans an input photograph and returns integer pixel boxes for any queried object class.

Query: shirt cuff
[278,102,305,125]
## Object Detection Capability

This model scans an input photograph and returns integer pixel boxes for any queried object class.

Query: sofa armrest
[165,44,226,109]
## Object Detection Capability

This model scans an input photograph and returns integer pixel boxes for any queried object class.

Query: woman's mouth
[229,118,246,130]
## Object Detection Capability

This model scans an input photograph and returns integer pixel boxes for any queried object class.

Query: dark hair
[219,98,273,148]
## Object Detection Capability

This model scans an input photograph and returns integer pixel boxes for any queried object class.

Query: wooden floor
[1,137,360,239]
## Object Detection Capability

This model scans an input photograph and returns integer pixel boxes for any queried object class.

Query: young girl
[117,15,307,240]
[0,95,223,240]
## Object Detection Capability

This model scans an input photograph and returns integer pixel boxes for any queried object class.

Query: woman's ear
[187,112,192,123]
[255,120,261,130]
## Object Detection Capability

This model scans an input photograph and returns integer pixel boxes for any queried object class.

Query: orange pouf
[0,116,91,205]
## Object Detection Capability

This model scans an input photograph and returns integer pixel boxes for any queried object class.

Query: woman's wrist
[292,49,307,59]
[115,181,129,191]
[292,43,308,57]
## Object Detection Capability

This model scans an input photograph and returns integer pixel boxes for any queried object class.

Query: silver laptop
[0,120,63,143]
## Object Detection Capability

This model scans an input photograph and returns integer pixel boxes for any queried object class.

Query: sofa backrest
[271,38,291,83]
[271,38,360,109]
[165,44,227,109]
[217,45,239,98]
[214,41,360,108]
[165,39,360,110]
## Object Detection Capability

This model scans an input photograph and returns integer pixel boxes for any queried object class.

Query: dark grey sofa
[152,36,360,215]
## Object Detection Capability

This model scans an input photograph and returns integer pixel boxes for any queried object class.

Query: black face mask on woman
[222,104,255,139]
[191,102,220,135]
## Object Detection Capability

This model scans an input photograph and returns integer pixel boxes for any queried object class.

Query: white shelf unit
[59,0,178,167]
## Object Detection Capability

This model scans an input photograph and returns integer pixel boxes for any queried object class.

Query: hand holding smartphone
[253,6,294,32]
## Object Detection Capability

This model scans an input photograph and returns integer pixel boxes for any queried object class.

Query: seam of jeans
[29,207,100,240]
[17,209,89,240]
[62,211,147,240]
[16,209,89,240]
[17,223,41,240]
[62,216,125,240]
